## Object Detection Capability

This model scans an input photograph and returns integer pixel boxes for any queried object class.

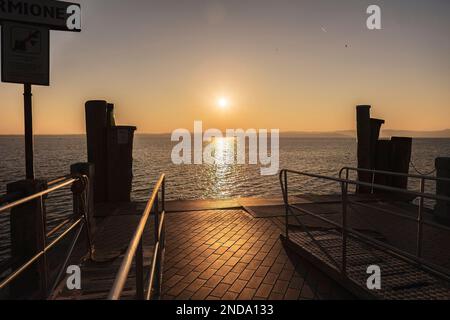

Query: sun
[216,97,230,109]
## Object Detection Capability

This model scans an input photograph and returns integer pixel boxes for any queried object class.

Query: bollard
[390,137,412,190]
[356,105,372,193]
[374,139,392,190]
[7,180,48,299]
[85,100,108,204]
[106,126,137,202]
[435,157,450,225]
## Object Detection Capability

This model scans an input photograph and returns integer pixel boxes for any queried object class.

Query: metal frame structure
[280,168,450,281]
[0,175,93,298]
[108,174,166,300]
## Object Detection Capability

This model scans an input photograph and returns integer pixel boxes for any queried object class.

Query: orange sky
[1,0,449,135]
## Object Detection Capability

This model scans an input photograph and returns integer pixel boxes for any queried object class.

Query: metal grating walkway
[283,230,450,300]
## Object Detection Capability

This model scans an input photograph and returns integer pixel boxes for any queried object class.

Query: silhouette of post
[435,157,450,225]
[356,105,372,193]
[85,101,136,205]
[85,101,108,204]
[390,137,412,190]
[370,118,385,192]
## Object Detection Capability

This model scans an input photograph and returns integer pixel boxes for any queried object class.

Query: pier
[51,196,355,300]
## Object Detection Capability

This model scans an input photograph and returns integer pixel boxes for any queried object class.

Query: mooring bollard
[106,125,136,202]
[390,137,412,190]
[435,157,450,225]
[85,100,136,205]
[356,105,373,193]
[6,179,48,299]
[85,100,109,204]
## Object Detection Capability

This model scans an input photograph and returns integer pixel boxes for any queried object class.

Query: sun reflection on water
[207,137,237,197]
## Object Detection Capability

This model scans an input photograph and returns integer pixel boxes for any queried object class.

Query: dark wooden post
[370,119,385,192]
[435,157,450,225]
[85,101,108,204]
[7,180,48,299]
[106,126,137,202]
[70,163,96,235]
[374,139,392,190]
[390,137,412,190]
[107,103,116,127]
[356,105,372,193]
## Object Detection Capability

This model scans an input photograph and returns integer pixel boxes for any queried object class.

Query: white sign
[0,0,81,32]
[1,22,50,85]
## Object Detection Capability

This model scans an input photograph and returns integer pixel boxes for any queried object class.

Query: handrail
[282,169,450,202]
[108,174,166,300]
[339,166,450,183]
[280,168,450,282]
[0,177,77,214]
[0,175,93,298]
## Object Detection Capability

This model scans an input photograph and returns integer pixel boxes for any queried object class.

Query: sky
[0,0,449,134]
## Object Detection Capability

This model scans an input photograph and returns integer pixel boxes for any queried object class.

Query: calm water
[1,136,450,263]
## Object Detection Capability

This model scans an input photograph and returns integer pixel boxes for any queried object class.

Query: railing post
[371,171,375,194]
[154,196,161,298]
[162,178,165,213]
[416,178,425,258]
[135,237,144,299]
[6,179,48,299]
[341,181,348,275]
[284,170,289,239]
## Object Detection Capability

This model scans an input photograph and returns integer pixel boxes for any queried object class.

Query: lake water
[1,136,449,264]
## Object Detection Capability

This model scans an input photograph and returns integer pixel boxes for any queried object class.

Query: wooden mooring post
[435,157,450,225]
[355,105,412,195]
[85,100,136,206]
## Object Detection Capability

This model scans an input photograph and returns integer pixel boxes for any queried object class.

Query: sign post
[0,0,81,179]
[23,83,34,179]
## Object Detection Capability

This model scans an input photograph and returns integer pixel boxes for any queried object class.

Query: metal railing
[280,168,450,281]
[0,175,93,298]
[108,174,166,300]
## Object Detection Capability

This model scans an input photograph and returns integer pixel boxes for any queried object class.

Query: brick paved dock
[53,198,354,300]
[161,209,352,300]
[53,194,450,300]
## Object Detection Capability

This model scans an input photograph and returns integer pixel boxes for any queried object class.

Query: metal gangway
[280,167,450,299]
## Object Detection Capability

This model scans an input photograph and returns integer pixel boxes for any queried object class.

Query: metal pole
[341,181,348,275]
[24,84,34,180]
[135,237,144,299]
[284,170,289,239]
[154,196,160,297]
[416,178,425,258]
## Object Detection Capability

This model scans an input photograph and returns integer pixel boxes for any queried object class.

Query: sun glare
[217,97,230,109]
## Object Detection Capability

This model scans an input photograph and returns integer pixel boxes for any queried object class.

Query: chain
[410,160,436,176]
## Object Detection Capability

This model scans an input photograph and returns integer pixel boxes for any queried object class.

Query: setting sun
[217,97,230,109]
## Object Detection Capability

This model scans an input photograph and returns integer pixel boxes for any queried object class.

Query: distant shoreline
[1,130,450,139]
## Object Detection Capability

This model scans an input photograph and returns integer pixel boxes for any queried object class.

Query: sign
[1,22,49,85]
[0,0,81,32]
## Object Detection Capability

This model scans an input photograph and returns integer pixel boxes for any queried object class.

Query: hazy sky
[0,0,449,134]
